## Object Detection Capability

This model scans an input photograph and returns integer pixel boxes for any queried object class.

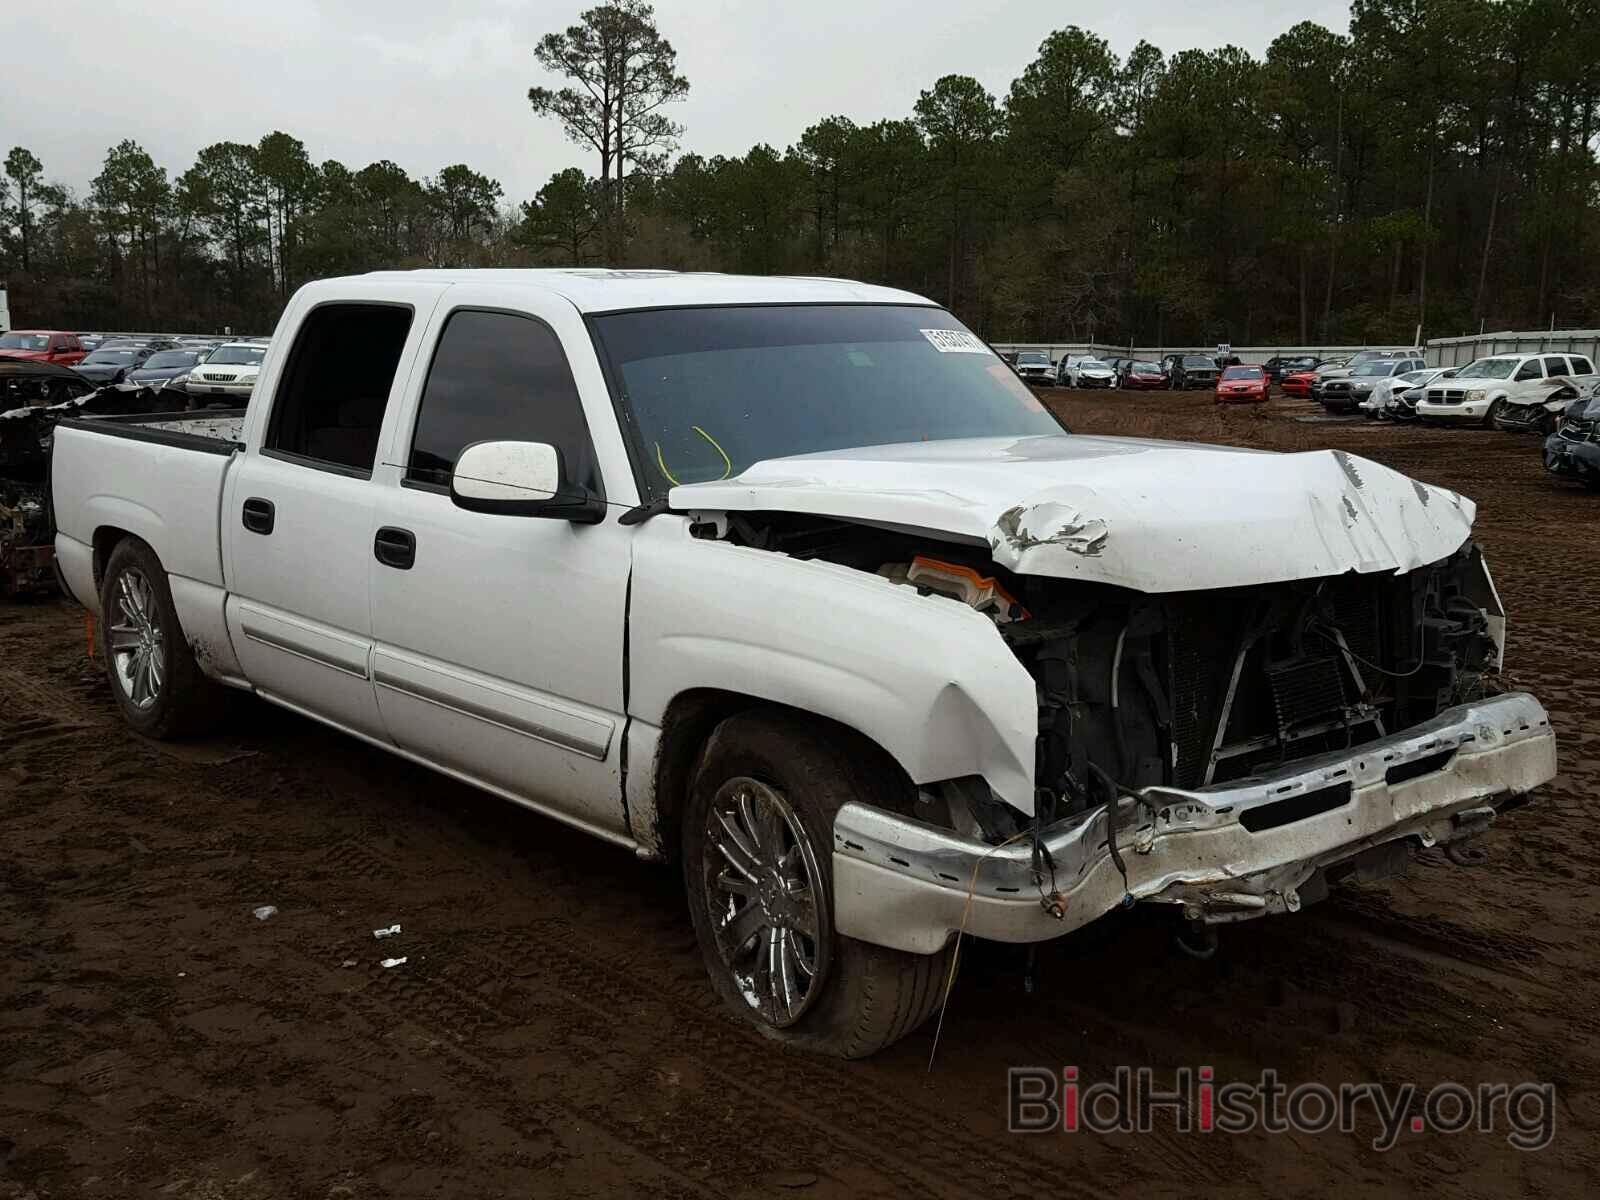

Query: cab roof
[350,268,936,314]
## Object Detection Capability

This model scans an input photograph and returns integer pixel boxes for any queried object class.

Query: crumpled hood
[1500,375,1599,409]
[669,435,1475,593]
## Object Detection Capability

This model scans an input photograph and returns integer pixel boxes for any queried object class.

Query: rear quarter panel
[52,423,233,613]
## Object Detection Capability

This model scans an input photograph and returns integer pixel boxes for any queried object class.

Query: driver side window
[405,309,601,496]
[1514,359,1542,381]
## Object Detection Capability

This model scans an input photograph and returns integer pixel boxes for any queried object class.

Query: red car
[1280,368,1316,398]
[1215,364,1268,404]
[0,330,88,367]
[1119,359,1170,390]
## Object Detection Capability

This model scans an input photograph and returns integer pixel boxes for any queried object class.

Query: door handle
[242,497,275,535]
[374,526,416,570]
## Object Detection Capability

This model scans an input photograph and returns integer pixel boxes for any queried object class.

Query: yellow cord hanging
[654,425,733,486]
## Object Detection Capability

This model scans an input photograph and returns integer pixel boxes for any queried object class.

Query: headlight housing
[1466,389,1487,402]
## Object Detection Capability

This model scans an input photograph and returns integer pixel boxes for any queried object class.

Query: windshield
[1181,356,1213,367]
[1078,359,1110,369]
[207,346,266,365]
[0,333,52,350]
[1352,361,1396,377]
[84,350,135,365]
[1455,358,1519,380]
[1222,366,1263,380]
[593,305,1067,490]
[1015,352,1049,365]
[1130,361,1161,373]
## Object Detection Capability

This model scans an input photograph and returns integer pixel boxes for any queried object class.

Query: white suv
[187,342,268,405]
[1416,352,1598,427]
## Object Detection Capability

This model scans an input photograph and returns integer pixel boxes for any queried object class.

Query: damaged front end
[671,439,1555,954]
[684,502,1554,955]
[1495,378,1596,435]
[836,542,1550,952]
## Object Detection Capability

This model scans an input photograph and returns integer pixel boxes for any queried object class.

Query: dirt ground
[3,391,1597,1199]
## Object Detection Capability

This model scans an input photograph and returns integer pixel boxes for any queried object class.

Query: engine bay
[691,511,1503,830]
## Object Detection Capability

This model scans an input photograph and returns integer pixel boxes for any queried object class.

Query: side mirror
[450,439,606,524]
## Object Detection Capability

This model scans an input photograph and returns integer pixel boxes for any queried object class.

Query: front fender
[628,519,1039,814]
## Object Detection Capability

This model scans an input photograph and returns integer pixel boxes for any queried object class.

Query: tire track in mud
[283,841,1213,1199]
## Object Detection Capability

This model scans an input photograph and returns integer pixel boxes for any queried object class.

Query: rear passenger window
[406,309,601,495]
[1544,356,1570,376]
[266,304,413,475]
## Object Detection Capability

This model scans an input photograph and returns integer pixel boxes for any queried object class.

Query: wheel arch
[643,687,915,863]
[91,524,142,591]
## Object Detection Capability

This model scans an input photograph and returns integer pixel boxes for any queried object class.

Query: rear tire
[99,538,231,738]
[683,710,955,1059]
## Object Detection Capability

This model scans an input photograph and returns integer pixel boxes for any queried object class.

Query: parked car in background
[1263,355,1320,385]
[98,337,179,353]
[1362,367,1455,420]
[125,349,203,393]
[187,342,267,404]
[1214,364,1268,404]
[1319,355,1426,414]
[1280,366,1320,398]
[78,334,107,352]
[1493,354,1598,434]
[1012,350,1055,385]
[74,346,153,385]
[1543,389,1600,488]
[0,359,98,408]
[0,330,87,367]
[1312,351,1420,405]
[1062,357,1118,388]
[1118,360,1169,389]
[1417,353,1599,428]
[1168,354,1220,390]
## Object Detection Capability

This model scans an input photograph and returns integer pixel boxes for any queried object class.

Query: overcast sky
[2,0,1350,202]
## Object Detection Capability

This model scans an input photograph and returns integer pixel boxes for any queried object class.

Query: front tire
[99,538,230,738]
[683,710,955,1058]
[1483,398,1504,428]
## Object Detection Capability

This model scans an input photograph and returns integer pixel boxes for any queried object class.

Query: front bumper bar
[833,693,1556,954]
[1417,399,1491,422]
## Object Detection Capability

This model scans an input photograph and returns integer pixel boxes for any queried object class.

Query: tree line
[2,0,1596,345]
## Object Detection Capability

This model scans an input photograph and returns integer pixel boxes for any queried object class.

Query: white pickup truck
[52,269,1557,1058]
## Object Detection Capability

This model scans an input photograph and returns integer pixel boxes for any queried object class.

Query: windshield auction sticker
[921,329,992,354]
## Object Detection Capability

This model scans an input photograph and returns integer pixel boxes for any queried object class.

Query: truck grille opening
[1005,544,1499,816]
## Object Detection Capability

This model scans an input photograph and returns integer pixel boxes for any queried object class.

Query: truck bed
[54,408,247,454]
[52,409,247,603]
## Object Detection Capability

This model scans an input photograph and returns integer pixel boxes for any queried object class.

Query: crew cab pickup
[52,269,1558,1058]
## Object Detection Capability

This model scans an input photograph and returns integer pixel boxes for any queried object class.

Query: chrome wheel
[108,567,165,710]
[701,777,829,1028]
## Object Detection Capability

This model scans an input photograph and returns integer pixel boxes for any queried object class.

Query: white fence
[1425,329,1600,367]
